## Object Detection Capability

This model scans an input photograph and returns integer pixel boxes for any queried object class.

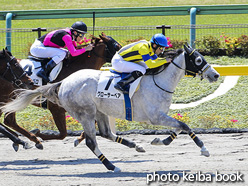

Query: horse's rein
[88,42,106,60]
[171,60,197,76]
[152,62,175,94]
[76,44,89,48]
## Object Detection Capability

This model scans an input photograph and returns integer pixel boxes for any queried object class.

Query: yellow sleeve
[146,58,168,68]
[138,44,150,55]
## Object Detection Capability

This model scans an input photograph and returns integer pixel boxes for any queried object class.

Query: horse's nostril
[214,74,219,79]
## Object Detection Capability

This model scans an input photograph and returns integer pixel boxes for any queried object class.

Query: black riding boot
[37,59,56,83]
[114,71,143,94]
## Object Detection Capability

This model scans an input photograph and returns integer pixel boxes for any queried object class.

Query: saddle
[96,70,141,121]
[20,55,63,86]
[96,70,142,100]
[28,55,51,68]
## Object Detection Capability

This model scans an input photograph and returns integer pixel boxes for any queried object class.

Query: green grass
[169,76,248,129]
[172,76,225,103]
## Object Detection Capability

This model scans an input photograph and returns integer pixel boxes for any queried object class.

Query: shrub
[170,39,188,49]
[65,115,84,131]
[195,36,221,55]
[115,119,165,131]
[198,113,238,129]
[221,33,239,56]
[172,113,190,123]
[120,36,146,45]
[238,35,248,57]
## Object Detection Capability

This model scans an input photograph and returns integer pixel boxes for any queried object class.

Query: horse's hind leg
[150,114,209,157]
[96,111,145,152]
[74,131,85,147]
[74,116,116,147]
[76,114,120,172]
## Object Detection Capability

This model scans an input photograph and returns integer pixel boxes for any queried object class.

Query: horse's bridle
[0,56,27,88]
[171,50,210,79]
[88,43,106,60]
[152,50,210,94]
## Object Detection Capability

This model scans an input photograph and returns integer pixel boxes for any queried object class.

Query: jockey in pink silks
[30,21,93,83]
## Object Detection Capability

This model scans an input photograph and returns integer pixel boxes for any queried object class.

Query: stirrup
[37,70,49,83]
[114,84,129,94]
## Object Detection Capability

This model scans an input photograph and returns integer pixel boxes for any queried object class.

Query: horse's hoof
[113,167,121,173]
[31,129,40,135]
[23,142,32,149]
[151,138,163,145]
[201,150,210,157]
[74,139,80,147]
[135,145,146,152]
[12,143,19,152]
[201,147,210,157]
[35,143,43,150]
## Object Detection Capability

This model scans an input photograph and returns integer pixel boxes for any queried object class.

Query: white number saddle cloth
[96,70,142,99]
[20,58,62,86]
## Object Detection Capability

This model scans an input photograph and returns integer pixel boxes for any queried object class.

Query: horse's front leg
[4,112,43,150]
[152,128,181,145]
[150,112,210,157]
[0,123,30,151]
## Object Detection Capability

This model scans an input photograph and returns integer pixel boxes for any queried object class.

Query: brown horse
[1,33,121,149]
[0,49,33,151]
[0,124,30,151]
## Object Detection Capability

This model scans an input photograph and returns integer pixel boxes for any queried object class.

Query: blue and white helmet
[150,33,169,47]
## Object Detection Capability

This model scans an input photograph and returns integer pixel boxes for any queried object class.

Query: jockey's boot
[114,71,143,94]
[37,59,56,83]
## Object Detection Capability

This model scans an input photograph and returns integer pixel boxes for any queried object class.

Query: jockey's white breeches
[111,53,148,75]
[30,39,67,64]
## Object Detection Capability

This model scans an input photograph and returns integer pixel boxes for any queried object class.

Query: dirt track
[0,133,247,186]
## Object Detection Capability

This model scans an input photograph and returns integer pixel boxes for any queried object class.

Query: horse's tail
[0,82,62,114]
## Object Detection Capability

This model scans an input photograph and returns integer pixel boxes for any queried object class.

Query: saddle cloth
[96,70,142,100]
[20,58,62,86]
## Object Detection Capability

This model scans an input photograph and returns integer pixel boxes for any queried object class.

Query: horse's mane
[145,49,184,75]
[162,49,184,60]
[91,35,103,46]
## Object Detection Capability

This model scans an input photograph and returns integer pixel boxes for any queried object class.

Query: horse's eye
[195,56,202,66]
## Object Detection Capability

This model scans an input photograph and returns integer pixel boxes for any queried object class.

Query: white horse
[0,45,219,172]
